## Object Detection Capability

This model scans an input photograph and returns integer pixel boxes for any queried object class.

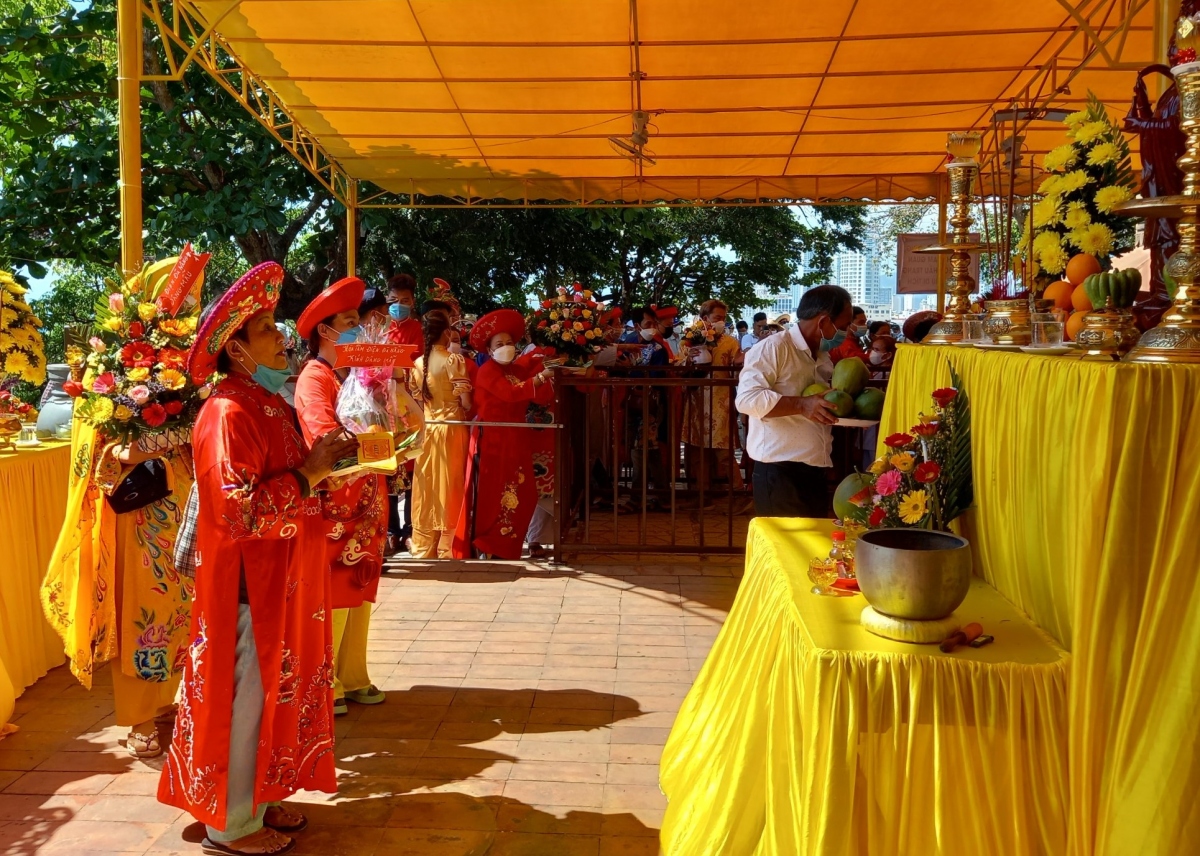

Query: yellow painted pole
[1153,0,1172,97]
[346,181,358,276]
[936,174,948,314]
[117,0,143,276]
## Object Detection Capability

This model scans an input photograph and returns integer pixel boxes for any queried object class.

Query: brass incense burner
[1077,298,1142,360]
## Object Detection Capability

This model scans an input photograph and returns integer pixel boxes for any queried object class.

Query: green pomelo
[802,382,830,397]
[823,389,855,418]
[834,472,872,523]
[853,388,885,420]
[831,357,869,396]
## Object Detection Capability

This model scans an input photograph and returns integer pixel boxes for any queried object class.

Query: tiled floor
[0,557,740,855]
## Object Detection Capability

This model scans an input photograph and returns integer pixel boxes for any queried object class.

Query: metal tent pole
[117,0,143,276]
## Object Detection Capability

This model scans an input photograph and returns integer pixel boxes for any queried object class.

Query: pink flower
[875,469,903,497]
[129,385,151,405]
[90,372,116,394]
[89,336,106,354]
[108,293,125,313]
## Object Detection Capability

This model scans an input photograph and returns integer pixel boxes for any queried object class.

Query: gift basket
[333,314,424,476]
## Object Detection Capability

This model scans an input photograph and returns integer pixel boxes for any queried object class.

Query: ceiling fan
[609,110,657,166]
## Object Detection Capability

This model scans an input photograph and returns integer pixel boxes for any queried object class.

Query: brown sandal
[201,828,295,856]
[126,728,162,759]
[263,805,307,833]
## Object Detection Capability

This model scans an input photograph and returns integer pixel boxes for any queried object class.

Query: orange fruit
[1071,283,1093,312]
[1066,310,1089,341]
[1065,253,1102,285]
[1042,279,1074,311]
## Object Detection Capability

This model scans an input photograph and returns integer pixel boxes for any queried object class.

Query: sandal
[344,685,386,706]
[527,543,548,560]
[333,697,349,716]
[127,728,162,759]
[202,829,295,856]
[263,805,307,834]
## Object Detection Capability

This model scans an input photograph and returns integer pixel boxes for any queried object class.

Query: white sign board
[896,233,981,295]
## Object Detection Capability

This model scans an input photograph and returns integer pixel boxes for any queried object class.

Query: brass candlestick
[916,133,990,344]
[1113,62,1200,363]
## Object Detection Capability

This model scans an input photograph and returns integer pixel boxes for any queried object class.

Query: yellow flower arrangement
[1064,201,1092,231]
[1042,144,1078,172]
[1094,185,1133,214]
[1064,110,1088,128]
[4,350,32,376]
[1033,230,1063,257]
[1038,175,1063,198]
[898,490,929,525]
[1087,141,1120,166]
[1073,223,1116,256]
[1058,170,1091,193]
[0,269,47,387]
[157,368,187,391]
[1039,243,1069,275]
[84,395,115,423]
[1033,196,1063,227]
[1072,121,1108,145]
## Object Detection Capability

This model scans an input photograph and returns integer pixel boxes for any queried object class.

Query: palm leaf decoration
[940,364,973,524]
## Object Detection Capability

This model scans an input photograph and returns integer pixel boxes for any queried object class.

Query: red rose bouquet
[72,259,204,442]
[848,369,973,531]
[528,284,607,367]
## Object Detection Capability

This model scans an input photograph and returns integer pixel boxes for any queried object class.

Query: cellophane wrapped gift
[334,316,424,476]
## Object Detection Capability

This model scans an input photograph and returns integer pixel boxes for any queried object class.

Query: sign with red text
[157,243,211,316]
[334,343,417,369]
[896,233,980,295]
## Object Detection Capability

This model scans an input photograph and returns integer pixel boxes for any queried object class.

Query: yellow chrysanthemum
[126,367,151,383]
[4,349,32,376]
[890,452,916,473]
[1072,223,1116,257]
[2,277,26,296]
[1064,110,1089,129]
[1042,144,1078,172]
[1094,184,1133,214]
[898,490,930,525]
[1064,201,1092,231]
[1087,141,1120,166]
[1033,196,1063,227]
[21,364,45,385]
[113,405,134,422]
[157,368,187,391]
[1039,243,1069,275]
[0,307,16,327]
[1058,170,1091,193]
[1033,230,1063,257]
[1038,175,1062,198]
[1072,121,1109,145]
[137,302,158,322]
[86,396,115,423]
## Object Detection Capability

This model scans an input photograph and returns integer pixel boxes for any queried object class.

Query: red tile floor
[0,557,740,855]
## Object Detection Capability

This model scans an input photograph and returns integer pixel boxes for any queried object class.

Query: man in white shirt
[741,311,767,351]
[735,285,854,517]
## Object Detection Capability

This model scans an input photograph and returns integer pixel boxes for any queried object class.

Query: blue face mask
[336,326,362,345]
[233,343,291,394]
[389,302,411,322]
[819,320,848,353]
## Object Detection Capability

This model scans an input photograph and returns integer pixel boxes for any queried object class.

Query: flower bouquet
[678,319,722,364]
[0,269,47,386]
[1020,92,1136,278]
[849,370,973,532]
[528,284,606,367]
[70,260,203,443]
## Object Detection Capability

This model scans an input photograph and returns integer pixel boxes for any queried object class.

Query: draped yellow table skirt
[660,517,1070,856]
[880,344,1200,856]
[0,442,70,728]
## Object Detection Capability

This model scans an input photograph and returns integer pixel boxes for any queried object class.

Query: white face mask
[448,342,463,355]
[492,344,517,364]
[639,327,656,341]
[869,350,886,365]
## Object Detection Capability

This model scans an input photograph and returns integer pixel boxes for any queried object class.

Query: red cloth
[386,317,423,348]
[453,355,554,559]
[293,359,386,609]
[159,375,336,828]
[829,336,869,365]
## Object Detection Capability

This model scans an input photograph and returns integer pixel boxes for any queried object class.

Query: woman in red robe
[293,276,386,716]
[453,309,554,560]
[159,263,357,856]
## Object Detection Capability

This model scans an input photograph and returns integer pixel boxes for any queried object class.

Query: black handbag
[106,458,170,514]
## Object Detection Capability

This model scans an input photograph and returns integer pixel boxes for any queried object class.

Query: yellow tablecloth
[879,344,1200,856]
[660,517,1070,855]
[0,442,69,727]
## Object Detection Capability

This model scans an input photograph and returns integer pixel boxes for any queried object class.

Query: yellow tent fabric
[878,345,1200,856]
[187,0,1157,203]
[659,517,1070,855]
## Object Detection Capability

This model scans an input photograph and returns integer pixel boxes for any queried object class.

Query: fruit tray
[833,418,880,428]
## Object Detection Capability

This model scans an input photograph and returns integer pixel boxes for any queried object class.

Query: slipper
[201,829,295,856]
[344,685,385,706]
[333,698,349,716]
[263,806,308,834]
[127,729,162,760]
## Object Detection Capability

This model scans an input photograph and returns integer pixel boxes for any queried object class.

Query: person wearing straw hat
[293,276,387,717]
[159,262,358,856]
[452,309,554,560]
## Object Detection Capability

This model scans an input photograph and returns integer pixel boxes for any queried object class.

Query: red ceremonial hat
[187,262,285,383]
[296,276,366,339]
[470,308,526,353]
[599,306,623,326]
[655,305,679,325]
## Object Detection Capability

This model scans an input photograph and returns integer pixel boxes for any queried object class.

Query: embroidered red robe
[293,359,385,608]
[158,375,336,827]
[453,355,554,559]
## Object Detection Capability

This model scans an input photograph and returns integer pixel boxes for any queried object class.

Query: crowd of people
[39,262,933,854]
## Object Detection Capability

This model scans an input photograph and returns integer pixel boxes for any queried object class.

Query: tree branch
[280,195,328,251]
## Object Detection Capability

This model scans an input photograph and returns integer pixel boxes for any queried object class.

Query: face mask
[448,342,463,356]
[639,328,656,341]
[232,342,291,395]
[869,350,885,365]
[389,302,411,322]
[337,326,362,345]
[819,319,848,353]
[492,344,517,364]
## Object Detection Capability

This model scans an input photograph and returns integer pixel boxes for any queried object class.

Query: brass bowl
[1078,306,1141,360]
[855,529,972,620]
[983,299,1033,345]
